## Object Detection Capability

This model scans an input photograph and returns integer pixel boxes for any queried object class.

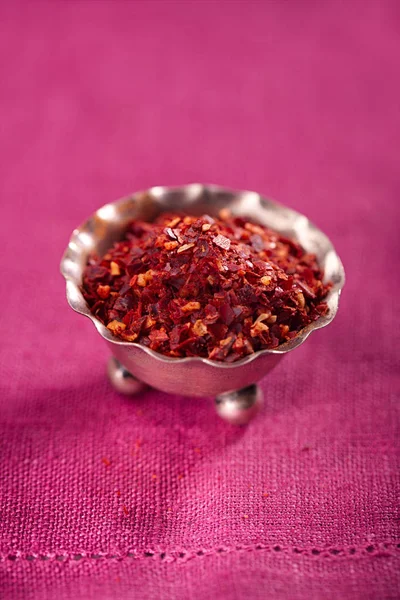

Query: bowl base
[215,384,263,425]
[107,357,148,395]
[107,356,263,425]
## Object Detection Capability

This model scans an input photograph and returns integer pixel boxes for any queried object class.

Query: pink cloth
[0,1,399,598]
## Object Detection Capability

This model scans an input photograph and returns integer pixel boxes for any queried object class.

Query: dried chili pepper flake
[122,505,129,517]
[280,324,290,336]
[143,316,156,330]
[129,275,138,287]
[106,320,126,334]
[82,211,331,362]
[137,270,154,287]
[149,329,169,344]
[193,320,208,336]
[219,302,236,326]
[97,284,111,299]
[166,216,181,228]
[172,228,184,243]
[243,339,255,354]
[137,274,147,287]
[164,241,179,251]
[213,234,231,251]
[260,276,272,286]
[120,332,138,342]
[110,261,121,276]
[165,227,178,240]
[315,303,329,315]
[296,291,306,308]
[296,280,316,299]
[177,243,195,254]
[250,321,269,337]
[101,457,111,467]
[254,313,271,324]
[216,260,228,272]
[181,301,201,313]
[220,336,235,348]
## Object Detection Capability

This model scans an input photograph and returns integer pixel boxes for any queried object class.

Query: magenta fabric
[0,1,399,598]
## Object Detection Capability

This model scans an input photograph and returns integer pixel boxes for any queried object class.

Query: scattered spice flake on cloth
[82,212,331,362]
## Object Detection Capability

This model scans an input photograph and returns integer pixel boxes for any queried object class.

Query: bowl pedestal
[107,356,264,425]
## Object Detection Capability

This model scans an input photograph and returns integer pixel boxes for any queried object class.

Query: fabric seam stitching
[1,542,399,563]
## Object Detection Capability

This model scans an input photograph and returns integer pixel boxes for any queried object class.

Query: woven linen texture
[0,1,399,598]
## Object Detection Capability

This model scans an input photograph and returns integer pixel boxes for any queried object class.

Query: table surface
[0,1,399,599]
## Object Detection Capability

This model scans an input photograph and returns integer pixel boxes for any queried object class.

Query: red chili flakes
[82,213,332,362]
[193,319,208,336]
[166,216,181,228]
[213,234,231,251]
[181,301,201,313]
[110,261,120,276]
[164,241,179,251]
[97,284,111,299]
[177,243,195,254]
[107,320,126,335]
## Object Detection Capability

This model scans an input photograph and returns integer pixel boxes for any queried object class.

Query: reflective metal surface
[60,184,345,417]
[215,384,264,425]
[107,357,148,396]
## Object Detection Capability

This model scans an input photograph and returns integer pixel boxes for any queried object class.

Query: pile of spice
[82,212,331,362]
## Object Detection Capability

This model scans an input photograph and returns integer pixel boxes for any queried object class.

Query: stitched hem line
[1,542,399,564]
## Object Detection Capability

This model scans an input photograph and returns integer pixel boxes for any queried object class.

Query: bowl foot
[107,357,148,395]
[215,384,263,425]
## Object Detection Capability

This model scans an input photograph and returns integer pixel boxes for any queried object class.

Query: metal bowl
[60,184,345,424]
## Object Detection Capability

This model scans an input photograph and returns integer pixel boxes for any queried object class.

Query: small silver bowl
[60,184,345,424]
